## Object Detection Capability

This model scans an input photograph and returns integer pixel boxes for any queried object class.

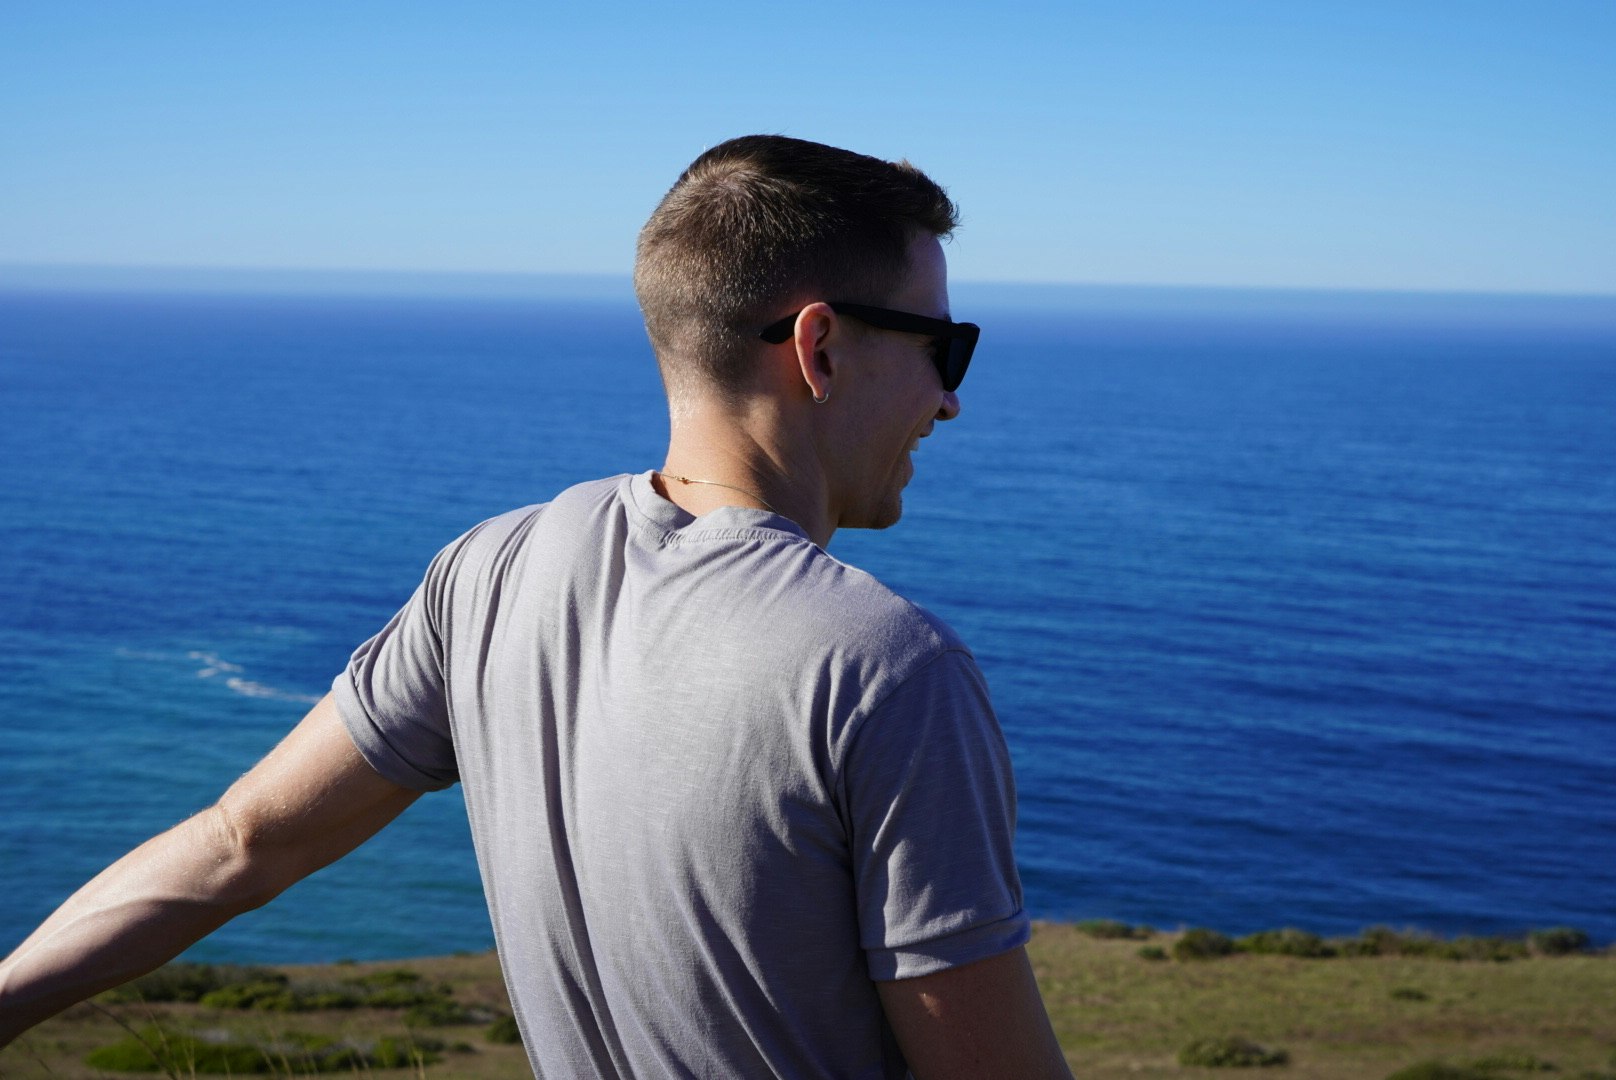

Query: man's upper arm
[218,692,421,901]
[876,946,1073,1080]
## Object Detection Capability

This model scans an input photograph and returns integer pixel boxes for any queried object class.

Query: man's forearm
[2,695,420,1049]
[0,804,269,1045]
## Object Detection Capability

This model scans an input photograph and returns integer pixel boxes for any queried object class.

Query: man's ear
[793,302,840,403]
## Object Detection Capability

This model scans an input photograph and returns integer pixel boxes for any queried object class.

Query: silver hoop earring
[813,389,830,404]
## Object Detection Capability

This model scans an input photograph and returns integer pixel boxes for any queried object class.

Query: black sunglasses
[758,302,979,393]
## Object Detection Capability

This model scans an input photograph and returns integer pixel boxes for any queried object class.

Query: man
[0,135,1072,1078]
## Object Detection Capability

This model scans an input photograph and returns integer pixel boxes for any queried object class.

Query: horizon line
[2,261,1615,304]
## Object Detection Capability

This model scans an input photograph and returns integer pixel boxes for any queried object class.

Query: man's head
[634,135,959,401]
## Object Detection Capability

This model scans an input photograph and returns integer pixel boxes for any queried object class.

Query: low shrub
[1137,945,1168,961]
[84,1026,445,1074]
[405,999,478,1026]
[100,964,286,1004]
[1448,936,1530,962]
[1384,1062,1496,1080]
[1174,928,1235,961]
[1340,926,1451,958]
[1076,919,1151,940]
[486,1014,523,1045]
[86,1028,274,1074]
[350,967,423,988]
[1236,928,1334,958]
[199,980,298,1010]
[1389,986,1429,1001]
[1178,1036,1288,1067]
[364,982,452,1007]
[188,968,450,1012]
[1337,927,1529,962]
[1528,926,1591,956]
[372,1035,444,1068]
[294,985,368,1009]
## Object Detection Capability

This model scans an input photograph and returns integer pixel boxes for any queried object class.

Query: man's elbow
[199,802,297,914]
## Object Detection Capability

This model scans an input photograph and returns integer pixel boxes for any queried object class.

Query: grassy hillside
[3,924,1612,1079]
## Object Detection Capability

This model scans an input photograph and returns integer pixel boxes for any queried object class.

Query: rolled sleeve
[332,550,462,792]
[843,649,1030,981]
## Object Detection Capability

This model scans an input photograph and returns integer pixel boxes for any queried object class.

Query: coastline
[5,922,1612,1079]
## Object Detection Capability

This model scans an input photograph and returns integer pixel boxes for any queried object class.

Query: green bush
[1174,928,1235,961]
[199,980,298,1010]
[1137,945,1168,961]
[1384,1062,1493,1080]
[189,969,453,1012]
[1076,918,1150,940]
[1389,986,1429,1001]
[1236,928,1334,958]
[1446,936,1529,962]
[486,1014,523,1045]
[405,999,478,1026]
[1528,926,1591,956]
[85,1026,446,1074]
[1337,927,1529,962]
[1177,1036,1288,1067]
[373,1035,444,1068]
[100,964,286,1004]
[85,1026,276,1073]
[363,982,450,1008]
[201,979,364,1011]
[350,967,423,988]
[1341,926,1452,958]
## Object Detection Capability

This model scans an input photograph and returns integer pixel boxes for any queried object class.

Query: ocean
[1,277,1612,963]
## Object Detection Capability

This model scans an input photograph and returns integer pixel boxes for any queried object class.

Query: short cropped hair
[634,135,959,398]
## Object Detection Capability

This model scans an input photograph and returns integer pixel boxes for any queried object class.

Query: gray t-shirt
[334,472,1028,1079]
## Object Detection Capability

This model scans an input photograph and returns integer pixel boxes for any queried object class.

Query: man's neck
[659,397,835,547]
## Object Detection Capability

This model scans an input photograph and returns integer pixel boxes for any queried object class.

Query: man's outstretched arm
[0,693,420,1046]
[877,945,1075,1080]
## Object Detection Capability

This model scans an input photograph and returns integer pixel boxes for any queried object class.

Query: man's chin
[845,497,904,532]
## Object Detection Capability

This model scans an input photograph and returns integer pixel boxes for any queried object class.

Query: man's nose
[937,390,961,422]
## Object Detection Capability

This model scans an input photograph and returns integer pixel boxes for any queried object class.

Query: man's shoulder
[442,475,629,546]
[755,545,973,683]
[418,475,631,588]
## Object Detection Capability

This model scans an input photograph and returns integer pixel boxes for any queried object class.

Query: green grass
[80,1026,445,1075]
[1030,922,1615,1078]
[2,924,1611,1079]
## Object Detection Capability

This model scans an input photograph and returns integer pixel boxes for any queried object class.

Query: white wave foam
[188,651,244,679]
[224,677,320,705]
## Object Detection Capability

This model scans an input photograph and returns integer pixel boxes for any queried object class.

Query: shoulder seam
[833,642,973,789]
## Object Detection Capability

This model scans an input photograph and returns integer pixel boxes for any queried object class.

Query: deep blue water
[2,281,1613,962]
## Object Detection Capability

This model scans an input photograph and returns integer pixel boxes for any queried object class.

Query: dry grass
[3,926,1612,1078]
[1032,923,1616,1077]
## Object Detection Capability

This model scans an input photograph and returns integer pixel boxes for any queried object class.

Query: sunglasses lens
[938,330,975,392]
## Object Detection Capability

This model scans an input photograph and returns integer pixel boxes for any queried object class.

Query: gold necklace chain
[656,472,780,515]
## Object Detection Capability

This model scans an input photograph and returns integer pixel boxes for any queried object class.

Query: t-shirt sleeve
[844,648,1031,981]
[332,540,464,792]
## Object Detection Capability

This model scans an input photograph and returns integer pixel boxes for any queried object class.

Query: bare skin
[878,948,1074,1080]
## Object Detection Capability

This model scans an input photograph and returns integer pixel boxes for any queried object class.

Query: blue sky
[2,1,1612,293]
